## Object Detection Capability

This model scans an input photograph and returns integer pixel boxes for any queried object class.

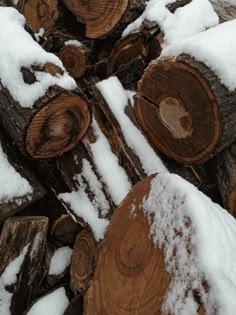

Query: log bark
[0,77,90,159]
[0,216,48,315]
[217,143,236,216]
[135,54,236,165]
[63,0,146,39]
[0,133,45,222]
[84,175,171,314]
[70,229,97,293]
[210,0,236,22]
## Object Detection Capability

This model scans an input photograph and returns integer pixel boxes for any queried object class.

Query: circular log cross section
[71,230,96,292]
[58,45,87,79]
[107,32,148,76]
[63,0,129,38]
[18,0,59,34]
[84,175,171,315]
[26,93,90,159]
[135,57,221,165]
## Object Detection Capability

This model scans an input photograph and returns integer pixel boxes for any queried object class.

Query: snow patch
[48,246,72,276]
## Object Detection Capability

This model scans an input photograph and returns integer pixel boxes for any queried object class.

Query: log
[0,133,45,222]
[51,214,82,246]
[84,175,171,314]
[70,229,97,293]
[63,0,146,39]
[135,53,236,165]
[0,9,91,158]
[0,216,48,315]
[217,143,236,216]
[17,0,83,36]
[210,0,236,22]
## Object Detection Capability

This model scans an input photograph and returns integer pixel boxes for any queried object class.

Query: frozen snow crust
[144,173,236,315]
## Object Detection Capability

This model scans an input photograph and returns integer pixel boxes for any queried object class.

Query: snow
[143,173,236,315]
[123,0,218,47]
[0,142,33,203]
[88,118,132,205]
[75,159,110,217]
[0,244,30,315]
[64,39,83,47]
[35,28,45,42]
[96,77,168,175]
[48,246,72,276]
[0,7,76,108]
[58,185,109,241]
[26,287,69,315]
[161,19,236,91]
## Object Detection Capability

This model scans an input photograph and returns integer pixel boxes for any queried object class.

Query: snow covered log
[70,230,97,293]
[0,8,90,159]
[84,174,172,314]
[217,143,236,217]
[135,20,236,165]
[85,172,236,314]
[58,40,92,79]
[0,216,48,315]
[63,0,146,39]
[0,132,45,221]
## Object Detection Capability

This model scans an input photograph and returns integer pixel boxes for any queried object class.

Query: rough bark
[0,133,45,222]
[70,230,97,293]
[217,143,236,216]
[0,216,49,315]
[63,0,146,39]
[135,54,236,165]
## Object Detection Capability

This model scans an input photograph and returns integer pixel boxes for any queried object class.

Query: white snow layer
[48,246,73,276]
[123,0,218,46]
[0,244,30,315]
[65,39,83,47]
[162,18,236,91]
[143,173,236,315]
[26,287,69,315]
[96,77,168,175]
[0,142,33,203]
[88,118,132,205]
[0,7,76,108]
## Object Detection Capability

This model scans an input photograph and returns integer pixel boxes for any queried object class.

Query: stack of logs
[0,0,236,314]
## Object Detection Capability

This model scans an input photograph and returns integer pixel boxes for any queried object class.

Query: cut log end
[64,0,129,38]
[135,56,221,165]
[18,0,59,34]
[26,92,90,159]
[58,45,87,79]
[71,230,96,293]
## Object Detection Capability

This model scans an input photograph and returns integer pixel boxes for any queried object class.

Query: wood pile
[0,0,236,314]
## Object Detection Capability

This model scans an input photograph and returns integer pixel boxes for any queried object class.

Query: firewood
[210,0,236,22]
[84,175,171,314]
[0,9,91,159]
[63,0,146,39]
[70,229,97,293]
[51,214,82,246]
[0,133,45,222]
[17,0,83,37]
[217,143,236,216]
[0,216,48,315]
[135,53,236,165]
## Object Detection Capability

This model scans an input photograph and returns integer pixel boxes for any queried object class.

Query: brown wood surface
[84,175,171,314]
[0,216,48,315]
[63,0,145,38]
[70,230,97,293]
[135,54,236,165]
